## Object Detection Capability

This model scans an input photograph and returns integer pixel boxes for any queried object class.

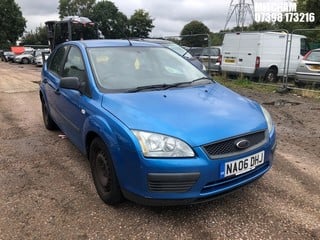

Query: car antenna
[107,19,132,46]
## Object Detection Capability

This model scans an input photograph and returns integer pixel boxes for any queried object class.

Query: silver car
[14,50,35,64]
[199,47,222,74]
[295,48,320,86]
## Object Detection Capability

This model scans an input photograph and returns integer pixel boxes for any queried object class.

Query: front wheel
[21,58,30,64]
[264,69,278,83]
[89,138,123,205]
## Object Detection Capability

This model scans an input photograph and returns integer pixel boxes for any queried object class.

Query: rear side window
[48,46,68,75]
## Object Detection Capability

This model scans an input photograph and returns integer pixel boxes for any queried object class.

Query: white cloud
[15,0,291,36]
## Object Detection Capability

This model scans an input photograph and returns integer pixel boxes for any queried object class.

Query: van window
[301,38,310,56]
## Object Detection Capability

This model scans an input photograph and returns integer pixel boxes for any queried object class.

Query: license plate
[224,58,235,63]
[220,151,265,178]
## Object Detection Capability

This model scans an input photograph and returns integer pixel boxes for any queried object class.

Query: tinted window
[48,46,68,75]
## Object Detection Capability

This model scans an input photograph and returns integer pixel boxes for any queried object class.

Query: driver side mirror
[60,77,82,91]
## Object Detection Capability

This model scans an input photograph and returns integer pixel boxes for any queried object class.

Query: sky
[14,0,293,37]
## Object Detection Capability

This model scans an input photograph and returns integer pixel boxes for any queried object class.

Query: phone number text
[255,12,315,23]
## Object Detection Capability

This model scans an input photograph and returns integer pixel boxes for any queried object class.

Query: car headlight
[261,106,273,133]
[132,130,195,158]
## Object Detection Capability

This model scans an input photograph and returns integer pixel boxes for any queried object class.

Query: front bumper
[120,131,276,206]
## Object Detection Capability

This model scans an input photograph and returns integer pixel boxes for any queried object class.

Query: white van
[221,32,309,82]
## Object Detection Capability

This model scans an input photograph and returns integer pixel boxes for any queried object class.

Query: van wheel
[264,69,277,83]
[89,138,124,205]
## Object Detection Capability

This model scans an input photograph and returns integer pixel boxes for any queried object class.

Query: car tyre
[264,69,278,83]
[89,138,123,205]
[41,100,58,130]
[295,80,305,88]
[21,58,30,64]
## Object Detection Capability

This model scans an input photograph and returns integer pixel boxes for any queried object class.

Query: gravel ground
[0,61,319,240]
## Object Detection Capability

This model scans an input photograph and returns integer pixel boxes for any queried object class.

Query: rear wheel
[264,68,278,83]
[41,100,58,130]
[89,138,123,205]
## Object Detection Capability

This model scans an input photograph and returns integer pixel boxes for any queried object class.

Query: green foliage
[209,32,224,46]
[58,0,96,19]
[129,9,154,38]
[297,0,320,28]
[21,26,48,45]
[247,22,276,31]
[0,0,26,49]
[88,1,128,39]
[180,20,210,47]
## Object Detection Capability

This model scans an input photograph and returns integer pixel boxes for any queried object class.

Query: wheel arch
[268,65,278,74]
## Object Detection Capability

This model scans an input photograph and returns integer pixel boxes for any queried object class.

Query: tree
[180,20,210,47]
[129,9,154,38]
[0,0,26,49]
[22,25,48,46]
[58,0,96,19]
[209,32,224,46]
[297,0,320,28]
[88,1,128,39]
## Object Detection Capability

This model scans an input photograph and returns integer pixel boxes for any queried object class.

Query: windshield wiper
[127,77,213,93]
[190,76,214,84]
[164,77,213,89]
[126,84,172,93]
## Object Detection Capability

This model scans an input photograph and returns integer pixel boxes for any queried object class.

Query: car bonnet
[101,83,267,147]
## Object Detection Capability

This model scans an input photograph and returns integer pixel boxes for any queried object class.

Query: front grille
[203,130,267,159]
[148,173,200,193]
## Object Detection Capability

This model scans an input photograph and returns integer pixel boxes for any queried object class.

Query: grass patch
[290,88,320,100]
[213,74,320,100]
[213,75,277,93]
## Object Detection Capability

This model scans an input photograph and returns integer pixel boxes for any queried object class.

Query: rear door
[44,45,68,124]
[238,33,259,74]
[222,33,241,73]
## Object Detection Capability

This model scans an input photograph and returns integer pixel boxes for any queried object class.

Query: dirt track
[0,61,319,240]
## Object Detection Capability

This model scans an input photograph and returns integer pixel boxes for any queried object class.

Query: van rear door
[222,33,259,75]
[222,33,241,73]
[238,33,259,74]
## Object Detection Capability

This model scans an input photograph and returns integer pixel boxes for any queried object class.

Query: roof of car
[68,39,163,48]
[137,38,173,44]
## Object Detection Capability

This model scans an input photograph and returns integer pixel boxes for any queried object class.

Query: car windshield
[87,46,207,92]
[306,50,320,62]
[163,43,193,58]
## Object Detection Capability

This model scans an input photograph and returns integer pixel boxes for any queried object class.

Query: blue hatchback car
[39,40,276,206]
